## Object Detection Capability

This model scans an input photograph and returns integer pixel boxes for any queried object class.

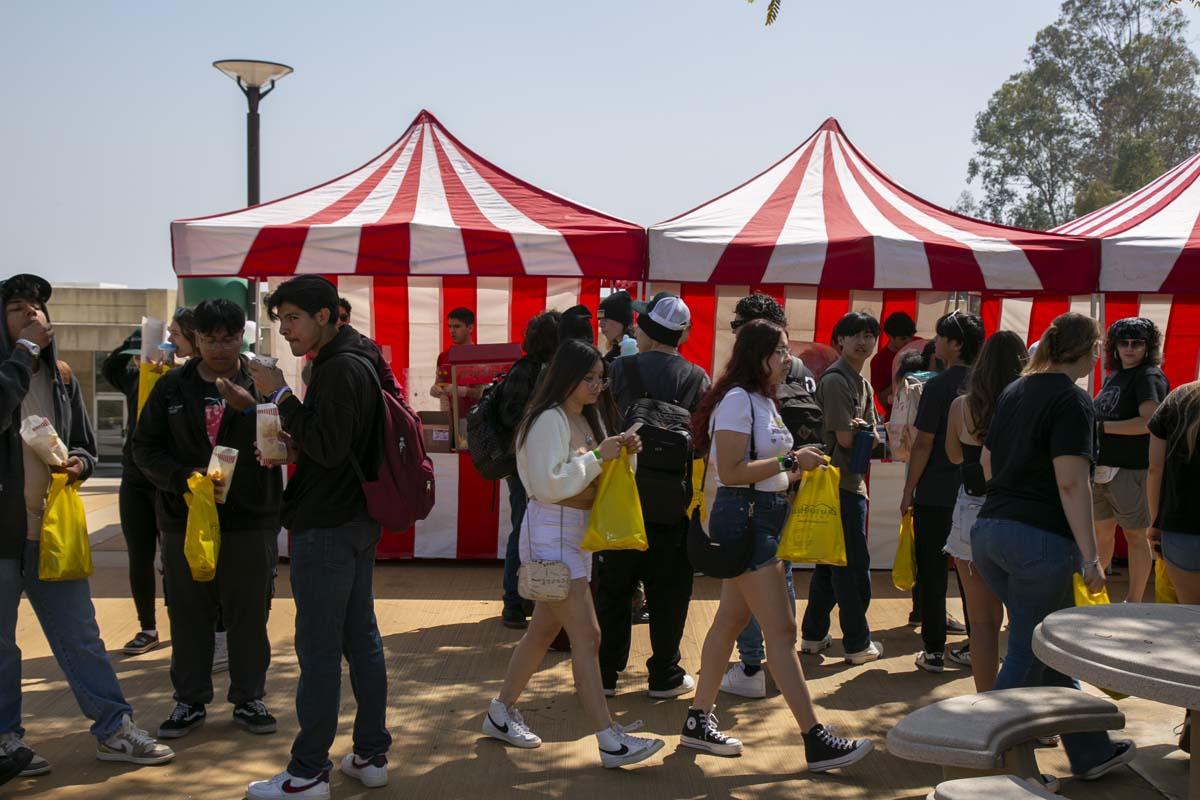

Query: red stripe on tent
[981,294,1003,337]
[819,140,875,289]
[1026,295,1069,348]
[370,276,414,557]
[441,277,477,352]
[297,135,414,226]
[430,131,526,276]
[1073,155,1200,237]
[509,277,549,343]
[456,451,501,558]
[1103,293,1140,330]
[879,291,918,341]
[814,289,851,347]
[356,127,426,274]
[750,284,787,309]
[579,279,602,322]
[1163,295,1200,387]
[708,140,820,285]
[1161,213,1200,293]
[679,283,717,376]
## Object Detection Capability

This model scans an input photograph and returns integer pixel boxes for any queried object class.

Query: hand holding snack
[20,415,68,466]
[206,446,238,503]
[215,377,257,413]
[257,429,296,467]
[248,360,286,396]
[53,455,86,485]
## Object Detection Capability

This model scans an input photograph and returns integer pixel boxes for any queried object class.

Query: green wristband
[592,448,603,462]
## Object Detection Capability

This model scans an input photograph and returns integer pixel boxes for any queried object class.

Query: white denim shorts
[520,499,593,581]
[945,488,985,563]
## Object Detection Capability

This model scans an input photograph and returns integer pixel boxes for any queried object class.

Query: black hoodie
[276,325,390,529]
[0,305,97,559]
[133,356,282,535]
[101,330,153,489]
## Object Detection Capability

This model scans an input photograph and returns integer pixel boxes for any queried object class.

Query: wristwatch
[779,453,798,473]
[16,339,40,358]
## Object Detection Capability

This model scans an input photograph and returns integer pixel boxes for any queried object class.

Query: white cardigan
[516,406,604,504]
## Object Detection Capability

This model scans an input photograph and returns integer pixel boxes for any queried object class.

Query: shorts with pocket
[1092,467,1150,530]
[1161,531,1200,574]
[945,487,985,563]
[708,487,789,573]
[520,499,593,580]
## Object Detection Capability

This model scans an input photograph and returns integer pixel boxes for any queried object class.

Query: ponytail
[1025,313,1100,375]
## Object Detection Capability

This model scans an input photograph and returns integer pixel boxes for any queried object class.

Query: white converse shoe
[597,720,665,768]
[482,699,541,748]
[844,641,884,665]
[247,770,330,799]
[648,673,695,699]
[96,715,174,766]
[800,634,833,655]
[719,664,766,699]
[341,753,388,788]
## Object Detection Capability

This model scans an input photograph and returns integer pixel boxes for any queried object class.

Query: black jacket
[277,326,387,530]
[132,356,282,535]
[0,312,97,559]
[101,330,153,488]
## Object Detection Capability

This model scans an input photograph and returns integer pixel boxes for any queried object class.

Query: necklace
[566,411,596,448]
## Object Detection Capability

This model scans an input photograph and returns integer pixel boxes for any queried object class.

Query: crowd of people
[0,269,1196,796]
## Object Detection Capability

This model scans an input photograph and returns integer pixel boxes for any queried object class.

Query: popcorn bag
[20,415,68,467]
[206,446,238,504]
[256,404,288,463]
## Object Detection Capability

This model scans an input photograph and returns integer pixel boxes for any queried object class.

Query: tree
[961,0,1200,227]
[747,0,782,26]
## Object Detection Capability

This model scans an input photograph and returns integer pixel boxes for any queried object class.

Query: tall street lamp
[212,59,294,336]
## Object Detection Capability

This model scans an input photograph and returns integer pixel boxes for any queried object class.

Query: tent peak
[817,117,843,133]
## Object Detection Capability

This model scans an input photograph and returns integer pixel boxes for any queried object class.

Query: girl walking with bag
[680,319,874,773]
[481,339,665,769]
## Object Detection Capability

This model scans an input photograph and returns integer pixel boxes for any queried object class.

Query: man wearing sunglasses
[900,310,984,674]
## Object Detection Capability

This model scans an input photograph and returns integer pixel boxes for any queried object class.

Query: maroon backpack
[341,353,435,531]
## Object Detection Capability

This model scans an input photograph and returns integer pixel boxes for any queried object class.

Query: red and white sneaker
[246,770,330,799]
[341,753,387,788]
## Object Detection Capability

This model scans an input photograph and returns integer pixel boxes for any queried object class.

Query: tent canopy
[172,110,646,281]
[649,118,1098,294]
[1053,153,1200,293]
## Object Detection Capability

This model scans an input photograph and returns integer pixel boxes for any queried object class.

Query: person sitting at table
[972,312,1136,783]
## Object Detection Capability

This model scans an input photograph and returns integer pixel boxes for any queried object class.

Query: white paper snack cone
[20,415,68,467]
[206,446,238,504]
[256,404,288,463]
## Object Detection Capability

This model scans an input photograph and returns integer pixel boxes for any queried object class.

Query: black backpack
[621,355,707,525]
[776,357,824,446]
[466,358,539,481]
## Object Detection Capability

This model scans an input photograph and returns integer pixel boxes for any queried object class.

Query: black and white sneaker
[0,732,48,776]
[122,631,160,656]
[679,708,742,755]
[234,701,278,735]
[596,721,665,768]
[802,724,873,772]
[916,652,945,673]
[157,702,206,739]
[482,699,541,748]
[947,644,971,667]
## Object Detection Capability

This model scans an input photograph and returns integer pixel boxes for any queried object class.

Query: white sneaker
[648,673,695,699]
[597,720,665,768]
[800,634,833,655]
[0,732,49,776]
[844,641,884,665]
[247,770,330,799]
[96,715,175,765]
[482,699,541,748]
[212,631,229,674]
[341,753,388,788]
[719,664,766,699]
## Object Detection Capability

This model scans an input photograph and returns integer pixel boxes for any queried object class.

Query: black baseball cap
[0,274,52,307]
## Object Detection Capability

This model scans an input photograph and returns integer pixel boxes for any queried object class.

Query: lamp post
[212,59,294,338]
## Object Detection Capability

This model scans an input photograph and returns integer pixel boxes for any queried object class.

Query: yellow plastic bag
[892,511,917,591]
[1156,559,1178,604]
[39,473,92,581]
[778,466,846,565]
[582,452,648,552]
[686,457,706,519]
[1073,573,1111,606]
[183,472,221,582]
[136,360,165,419]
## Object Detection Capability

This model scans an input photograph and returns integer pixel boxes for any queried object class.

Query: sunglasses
[730,318,745,332]
[944,310,966,338]
[1115,339,1146,349]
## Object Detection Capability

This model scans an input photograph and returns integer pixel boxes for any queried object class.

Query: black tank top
[961,442,986,497]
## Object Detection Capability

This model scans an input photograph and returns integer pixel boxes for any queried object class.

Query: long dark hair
[692,319,784,452]
[1104,316,1163,372]
[965,331,1027,440]
[516,339,607,449]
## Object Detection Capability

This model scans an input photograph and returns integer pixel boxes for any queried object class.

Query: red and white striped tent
[171,111,644,560]
[648,118,1098,294]
[1048,153,1200,388]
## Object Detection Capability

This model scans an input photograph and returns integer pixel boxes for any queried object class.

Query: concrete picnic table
[1034,603,1200,798]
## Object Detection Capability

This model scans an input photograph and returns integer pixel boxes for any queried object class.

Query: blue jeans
[736,562,796,667]
[972,518,1120,774]
[801,490,873,653]
[288,515,392,778]
[0,540,132,741]
[502,475,528,610]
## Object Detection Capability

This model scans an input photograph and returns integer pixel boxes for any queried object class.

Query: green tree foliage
[961,0,1200,227]
[748,0,782,26]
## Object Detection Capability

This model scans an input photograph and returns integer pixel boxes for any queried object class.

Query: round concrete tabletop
[1034,604,1200,709]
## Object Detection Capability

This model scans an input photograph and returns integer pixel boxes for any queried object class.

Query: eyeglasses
[581,375,610,390]
[730,318,745,331]
[774,346,792,358]
[199,336,242,351]
[338,314,350,323]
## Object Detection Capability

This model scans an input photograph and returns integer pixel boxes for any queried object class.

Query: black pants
[914,504,957,654]
[118,477,159,631]
[161,529,274,706]
[596,518,693,692]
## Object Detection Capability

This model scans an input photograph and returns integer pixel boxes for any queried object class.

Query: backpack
[341,353,435,531]
[886,373,929,462]
[775,357,823,446]
[466,359,537,481]
[622,355,707,526]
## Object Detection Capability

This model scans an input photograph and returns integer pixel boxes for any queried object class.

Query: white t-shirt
[711,387,793,492]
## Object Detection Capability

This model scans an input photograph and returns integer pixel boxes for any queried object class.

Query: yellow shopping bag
[183,472,221,582]
[686,457,706,519]
[136,360,165,419]
[582,452,648,552]
[39,473,92,581]
[1073,572,1111,606]
[1156,559,1178,604]
[892,511,917,591]
[778,466,846,565]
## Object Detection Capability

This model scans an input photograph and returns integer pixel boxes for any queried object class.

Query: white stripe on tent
[408,277,444,413]
[1099,175,1200,290]
[784,286,819,345]
[415,453,459,558]
[294,226,362,275]
[338,277,374,338]
[409,129,469,275]
[546,278,582,315]
[476,277,510,344]
[762,134,830,284]
[338,130,423,227]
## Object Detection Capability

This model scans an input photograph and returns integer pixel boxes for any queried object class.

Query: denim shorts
[708,487,789,573]
[1161,531,1200,574]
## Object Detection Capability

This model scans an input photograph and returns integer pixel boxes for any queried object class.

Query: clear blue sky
[5,0,1200,288]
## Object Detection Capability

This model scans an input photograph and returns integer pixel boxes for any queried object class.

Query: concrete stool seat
[927,775,1060,800]
[888,687,1124,785]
